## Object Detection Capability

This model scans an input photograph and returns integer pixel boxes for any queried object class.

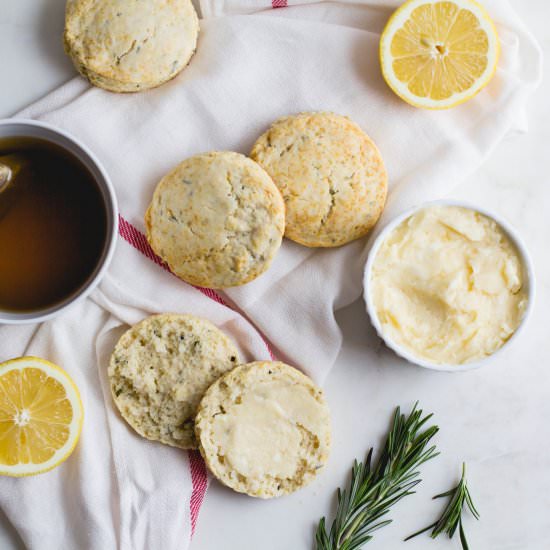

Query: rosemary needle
[405,462,480,550]
[315,403,439,550]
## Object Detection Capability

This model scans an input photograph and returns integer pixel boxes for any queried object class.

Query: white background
[1,1,549,549]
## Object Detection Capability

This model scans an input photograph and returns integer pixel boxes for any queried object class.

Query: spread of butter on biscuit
[211,378,327,481]
[370,205,528,365]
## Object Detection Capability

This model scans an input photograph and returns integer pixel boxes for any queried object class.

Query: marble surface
[1,1,549,549]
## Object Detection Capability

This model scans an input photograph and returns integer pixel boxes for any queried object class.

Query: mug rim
[0,118,118,324]
[363,199,536,372]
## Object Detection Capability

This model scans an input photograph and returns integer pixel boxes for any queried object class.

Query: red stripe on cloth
[272,0,288,7]
[117,215,274,357]
[188,450,209,535]
[117,214,276,537]
[118,214,172,270]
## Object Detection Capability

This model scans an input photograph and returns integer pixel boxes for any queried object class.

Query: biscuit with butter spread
[195,361,331,498]
[64,0,199,92]
[109,313,240,449]
[145,151,285,289]
[250,112,387,247]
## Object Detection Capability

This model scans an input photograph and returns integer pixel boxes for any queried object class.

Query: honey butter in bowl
[364,201,534,371]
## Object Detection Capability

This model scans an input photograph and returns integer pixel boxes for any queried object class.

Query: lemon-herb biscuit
[109,314,240,449]
[145,152,285,289]
[195,361,331,498]
[64,0,199,93]
[251,112,387,247]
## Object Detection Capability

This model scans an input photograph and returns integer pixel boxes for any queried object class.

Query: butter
[210,378,327,480]
[370,206,527,365]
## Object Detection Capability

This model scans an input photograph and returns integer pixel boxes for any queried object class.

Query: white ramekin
[363,199,536,372]
[0,119,118,324]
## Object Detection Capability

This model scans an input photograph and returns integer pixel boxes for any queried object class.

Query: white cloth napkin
[0,1,541,549]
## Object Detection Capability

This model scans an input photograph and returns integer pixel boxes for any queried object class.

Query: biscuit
[108,313,240,449]
[145,152,285,289]
[64,0,199,93]
[250,112,387,247]
[195,361,331,498]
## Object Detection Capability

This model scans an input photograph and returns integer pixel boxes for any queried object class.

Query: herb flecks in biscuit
[64,0,199,92]
[145,152,285,289]
[109,314,240,449]
[251,112,387,247]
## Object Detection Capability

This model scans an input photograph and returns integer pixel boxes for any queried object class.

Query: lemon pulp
[0,357,83,476]
[380,0,499,109]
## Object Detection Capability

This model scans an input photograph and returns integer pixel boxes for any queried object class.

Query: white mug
[0,119,118,324]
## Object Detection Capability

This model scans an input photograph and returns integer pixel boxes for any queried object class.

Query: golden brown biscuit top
[65,0,199,88]
[145,152,285,288]
[251,112,387,247]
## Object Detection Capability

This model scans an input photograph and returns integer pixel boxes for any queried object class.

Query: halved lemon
[380,0,499,109]
[0,356,83,476]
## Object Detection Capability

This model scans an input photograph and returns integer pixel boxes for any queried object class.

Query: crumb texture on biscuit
[64,0,199,92]
[145,152,285,288]
[109,314,240,449]
[195,361,331,498]
[251,111,387,247]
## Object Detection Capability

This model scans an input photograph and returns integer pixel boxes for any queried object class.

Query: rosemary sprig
[405,463,479,550]
[315,403,439,550]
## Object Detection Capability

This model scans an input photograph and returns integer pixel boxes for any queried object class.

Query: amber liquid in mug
[0,137,107,312]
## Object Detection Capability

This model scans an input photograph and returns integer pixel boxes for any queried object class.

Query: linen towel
[0,1,541,549]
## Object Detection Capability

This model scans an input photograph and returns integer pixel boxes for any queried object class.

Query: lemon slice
[0,356,83,476]
[380,0,499,109]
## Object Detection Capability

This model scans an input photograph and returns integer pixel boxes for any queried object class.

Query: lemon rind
[380,0,500,110]
[0,356,84,477]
